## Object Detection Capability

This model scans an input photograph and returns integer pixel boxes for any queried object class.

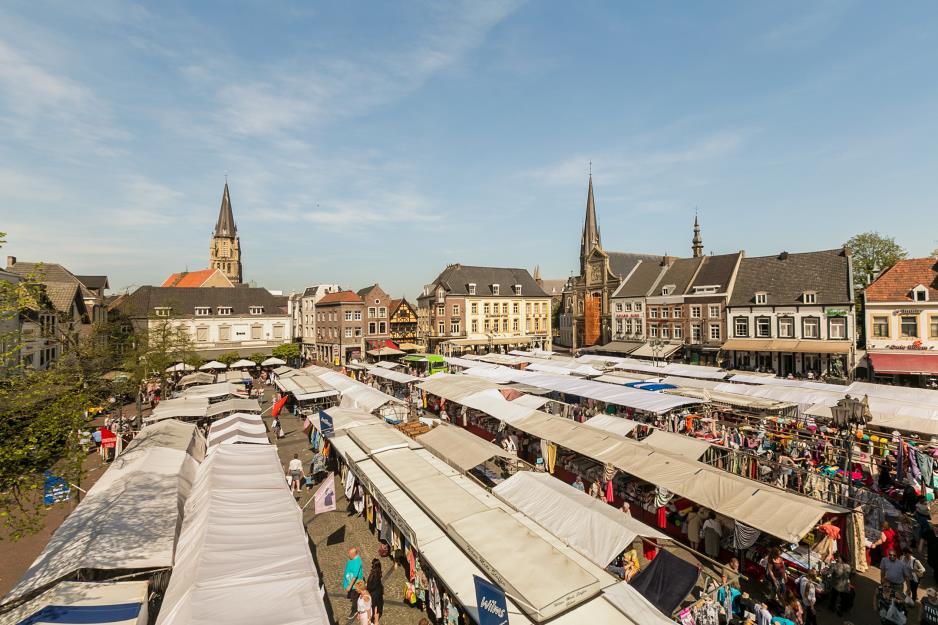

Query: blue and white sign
[43,471,70,505]
[319,410,334,438]
[473,575,509,625]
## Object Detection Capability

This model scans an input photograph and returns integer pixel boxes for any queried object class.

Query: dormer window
[195,306,211,316]
[755,292,768,305]
[693,285,719,294]
[803,291,817,304]
[154,307,171,317]
[249,306,264,315]
[514,284,522,295]
[661,285,675,296]
[468,283,476,295]
[492,284,500,295]
[217,307,232,316]
[913,285,929,302]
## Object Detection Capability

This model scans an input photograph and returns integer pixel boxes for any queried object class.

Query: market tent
[276,374,340,401]
[260,356,286,366]
[204,398,261,419]
[180,382,239,400]
[442,356,493,369]
[525,361,604,377]
[660,376,722,390]
[0,581,149,625]
[493,472,668,567]
[3,424,201,606]
[305,365,400,412]
[629,343,682,359]
[511,394,550,410]
[846,381,938,404]
[210,412,264,431]
[585,414,642,437]
[207,418,267,447]
[177,372,215,387]
[229,359,257,368]
[516,412,628,463]
[376,360,403,369]
[459,388,541,425]
[725,374,845,391]
[448,507,602,621]
[119,419,207,463]
[146,397,210,423]
[367,346,405,357]
[367,367,420,384]
[464,368,701,414]
[165,362,194,372]
[601,582,677,625]
[155,445,328,625]
[199,360,227,370]
[316,406,381,435]
[348,424,422,456]
[642,430,712,460]
[418,374,502,402]
[416,423,513,472]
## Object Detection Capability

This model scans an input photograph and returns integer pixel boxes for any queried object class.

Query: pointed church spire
[214,182,237,238]
[580,174,601,271]
[692,211,703,258]
[533,265,541,281]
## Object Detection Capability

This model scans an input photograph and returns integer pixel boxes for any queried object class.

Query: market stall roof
[260,356,286,366]
[180,381,239,400]
[448,507,602,621]
[121,419,207,462]
[367,346,405,356]
[155,445,328,625]
[525,361,604,377]
[397,342,425,351]
[464,368,702,414]
[845,380,938,404]
[211,412,264,431]
[459,388,541,425]
[330,435,370,464]
[146,397,211,423]
[177,371,215,387]
[642,430,712,460]
[375,360,403,369]
[443,356,492,369]
[416,423,513,472]
[0,581,149,625]
[305,365,401,412]
[666,387,797,411]
[166,362,194,372]
[272,365,295,375]
[3,425,201,606]
[588,341,644,355]
[629,342,683,359]
[205,398,261,418]
[229,359,257,368]
[208,419,267,446]
[584,414,642,437]
[367,366,420,384]
[418,374,502,402]
[725,374,846,391]
[317,406,382,434]
[348,423,422,455]
[277,373,340,401]
[660,376,721,390]
[199,360,227,370]
[493,472,668,567]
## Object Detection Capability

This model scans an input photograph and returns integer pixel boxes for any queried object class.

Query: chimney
[6,256,15,270]
[778,251,789,261]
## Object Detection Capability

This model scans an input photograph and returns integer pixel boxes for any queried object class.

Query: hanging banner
[473,575,509,625]
[314,473,337,514]
[99,427,117,449]
[42,471,71,505]
[319,410,334,438]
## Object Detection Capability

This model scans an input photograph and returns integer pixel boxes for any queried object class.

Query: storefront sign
[894,309,921,315]
[473,575,509,625]
[825,309,848,317]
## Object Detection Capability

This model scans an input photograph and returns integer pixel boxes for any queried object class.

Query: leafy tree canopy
[272,342,300,361]
[844,232,907,288]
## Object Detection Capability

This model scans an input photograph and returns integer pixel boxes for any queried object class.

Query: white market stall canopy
[584,414,642,437]
[145,396,209,422]
[305,365,401,412]
[367,366,421,384]
[276,374,339,401]
[525,361,604,377]
[459,388,542,425]
[464,368,702,414]
[315,406,383,435]
[416,423,514,472]
[613,360,728,381]
[199,360,227,370]
[493,472,668,567]
[205,398,261,419]
[229,359,257,368]
[208,413,268,448]
[180,382,240,400]
[3,422,203,606]
[165,362,194,372]
[155,445,328,625]
[177,371,215,387]
[442,356,493,369]
[418,374,502,402]
[260,356,286,366]
[367,346,405,357]
[0,581,149,625]
[642,430,712,460]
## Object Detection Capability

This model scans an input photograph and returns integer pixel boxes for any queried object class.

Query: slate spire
[580,175,601,271]
[214,182,237,238]
[692,212,703,258]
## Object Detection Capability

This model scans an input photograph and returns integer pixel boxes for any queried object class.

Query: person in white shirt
[797,572,818,625]
[287,453,304,494]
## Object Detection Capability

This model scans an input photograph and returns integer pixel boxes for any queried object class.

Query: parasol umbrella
[199,360,228,370]
[261,357,286,366]
[229,359,257,369]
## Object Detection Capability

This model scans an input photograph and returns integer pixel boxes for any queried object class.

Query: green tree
[932,247,938,258]
[216,351,242,366]
[272,342,300,361]
[121,317,196,400]
[0,242,117,539]
[844,232,907,288]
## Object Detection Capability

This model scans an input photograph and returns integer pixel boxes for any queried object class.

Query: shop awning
[629,342,683,359]
[722,339,851,354]
[367,347,405,357]
[869,352,938,375]
[397,342,425,351]
[416,423,513,472]
[493,472,668,567]
[642,430,712,460]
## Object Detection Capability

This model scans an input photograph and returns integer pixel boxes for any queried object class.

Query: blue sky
[2,1,937,299]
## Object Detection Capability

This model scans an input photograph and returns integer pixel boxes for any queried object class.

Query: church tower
[580,174,601,274]
[691,214,703,258]
[209,182,242,284]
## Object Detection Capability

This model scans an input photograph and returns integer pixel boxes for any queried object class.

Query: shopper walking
[355,581,372,625]
[367,558,384,625]
[343,547,365,620]
[288,453,304,495]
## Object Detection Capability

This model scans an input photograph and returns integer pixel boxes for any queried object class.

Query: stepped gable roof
[729,248,852,307]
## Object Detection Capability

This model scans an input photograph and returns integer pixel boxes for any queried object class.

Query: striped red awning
[869,352,938,375]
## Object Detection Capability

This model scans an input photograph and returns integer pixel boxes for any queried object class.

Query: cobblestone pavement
[263,392,427,625]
